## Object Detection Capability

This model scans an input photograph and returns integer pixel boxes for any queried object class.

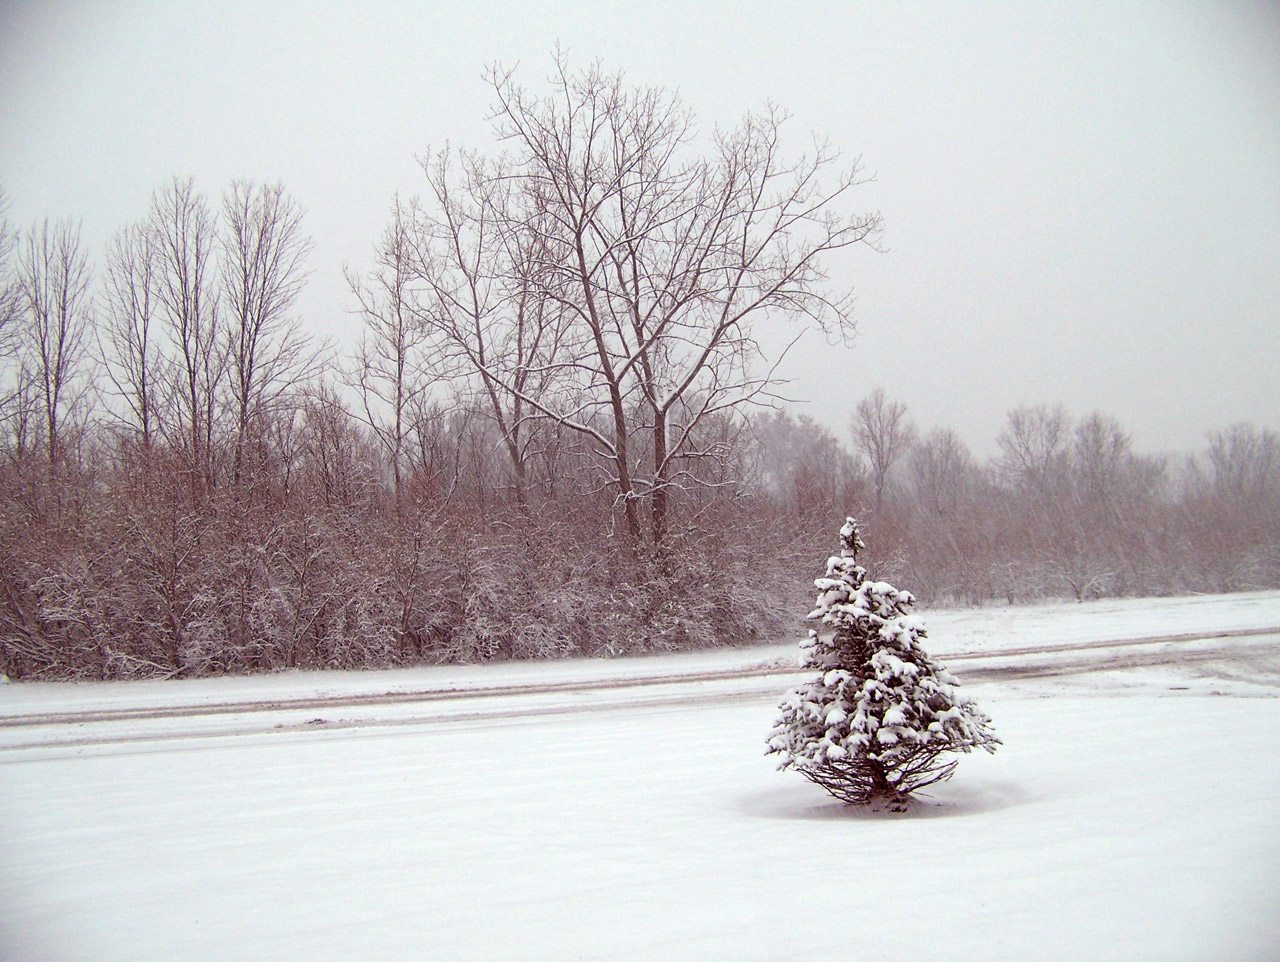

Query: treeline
[0,174,804,677]
[2,361,1275,683]
[1,60,1276,679]
[757,399,1280,608]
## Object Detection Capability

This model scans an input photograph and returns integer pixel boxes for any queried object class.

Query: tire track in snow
[0,662,795,729]
[0,683,785,757]
[2,625,1277,732]
[957,637,1280,682]
[942,625,1280,662]
[1,627,1277,756]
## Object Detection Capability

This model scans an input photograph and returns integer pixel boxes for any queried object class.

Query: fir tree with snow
[768,517,999,809]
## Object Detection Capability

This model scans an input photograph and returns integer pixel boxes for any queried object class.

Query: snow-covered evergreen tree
[768,517,999,808]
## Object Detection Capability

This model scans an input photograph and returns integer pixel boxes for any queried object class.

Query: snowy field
[2,591,1279,961]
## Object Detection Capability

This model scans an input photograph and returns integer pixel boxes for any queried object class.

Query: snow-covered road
[2,592,1279,961]
[2,625,1279,754]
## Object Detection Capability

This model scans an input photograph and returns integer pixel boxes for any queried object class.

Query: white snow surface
[2,590,1279,961]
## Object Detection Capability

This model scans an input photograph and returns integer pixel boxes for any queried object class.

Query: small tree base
[797,748,960,808]
[800,763,911,810]
[865,794,911,814]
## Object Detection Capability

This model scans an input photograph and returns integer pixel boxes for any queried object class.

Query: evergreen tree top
[839,516,866,559]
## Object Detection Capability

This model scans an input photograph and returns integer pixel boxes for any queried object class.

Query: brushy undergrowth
[0,462,804,680]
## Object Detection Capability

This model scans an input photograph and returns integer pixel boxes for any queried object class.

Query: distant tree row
[0,59,1275,679]
[753,399,1280,606]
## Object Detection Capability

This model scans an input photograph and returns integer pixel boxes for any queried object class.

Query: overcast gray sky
[2,0,1276,457]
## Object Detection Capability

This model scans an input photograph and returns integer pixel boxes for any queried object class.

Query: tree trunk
[652,409,669,547]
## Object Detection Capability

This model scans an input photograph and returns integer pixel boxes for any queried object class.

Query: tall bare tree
[910,427,974,518]
[1072,412,1134,516]
[750,409,865,516]
[15,217,92,462]
[220,180,316,482]
[149,177,223,480]
[852,388,916,512]
[997,403,1071,494]
[346,196,431,498]
[99,221,162,448]
[1207,422,1279,502]
[416,56,881,545]
[0,187,23,449]
[408,148,568,511]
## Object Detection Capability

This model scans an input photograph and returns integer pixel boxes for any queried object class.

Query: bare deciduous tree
[220,179,316,483]
[429,56,882,545]
[1073,413,1131,501]
[149,177,223,481]
[1207,422,1280,502]
[407,148,568,512]
[1071,411,1142,528]
[299,382,381,512]
[99,221,162,448]
[346,196,432,498]
[852,388,916,512]
[910,427,974,518]
[750,409,865,516]
[15,217,92,462]
[997,403,1070,493]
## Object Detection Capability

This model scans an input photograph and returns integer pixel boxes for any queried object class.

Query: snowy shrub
[768,517,999,808]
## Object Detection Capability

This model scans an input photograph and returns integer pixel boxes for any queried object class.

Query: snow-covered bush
[768,517,999,808]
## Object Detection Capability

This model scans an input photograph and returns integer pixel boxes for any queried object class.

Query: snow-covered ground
[2,591,1279,961]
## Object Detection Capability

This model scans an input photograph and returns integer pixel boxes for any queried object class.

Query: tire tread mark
[3,625,1277,730]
